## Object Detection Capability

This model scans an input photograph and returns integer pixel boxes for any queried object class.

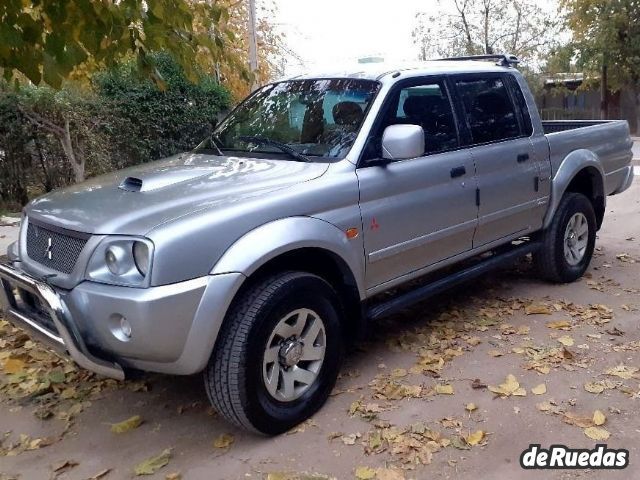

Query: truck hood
[26,153,329,235]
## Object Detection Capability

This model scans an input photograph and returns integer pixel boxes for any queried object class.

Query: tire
[535,192,597,283]
[204,271,344,434]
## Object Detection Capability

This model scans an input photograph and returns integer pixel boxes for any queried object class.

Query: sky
[271,0,429,75]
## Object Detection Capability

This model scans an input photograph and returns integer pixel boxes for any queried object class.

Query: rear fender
[543,150,605,229]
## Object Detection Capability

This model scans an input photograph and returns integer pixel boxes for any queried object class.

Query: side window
[383,81,459,155]
[455,76,521,144]
[506,75,533,136]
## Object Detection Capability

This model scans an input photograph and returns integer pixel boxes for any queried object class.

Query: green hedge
[0,53,231,209]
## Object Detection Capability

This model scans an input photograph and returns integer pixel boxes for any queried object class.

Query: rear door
[452,74,543,247]
[357,76,477,289]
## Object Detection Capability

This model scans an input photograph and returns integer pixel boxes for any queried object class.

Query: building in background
[538,73,637,132]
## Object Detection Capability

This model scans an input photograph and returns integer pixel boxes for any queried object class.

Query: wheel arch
[544,151,606,230]
[210,217,366,344]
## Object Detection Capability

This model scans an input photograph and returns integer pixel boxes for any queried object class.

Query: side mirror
[381,124,425,161]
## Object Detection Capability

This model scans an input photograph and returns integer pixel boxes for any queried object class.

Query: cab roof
[286,60,514,82]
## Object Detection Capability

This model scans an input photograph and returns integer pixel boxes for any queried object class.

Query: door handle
[450,166,466,178]
[517,153,530,163]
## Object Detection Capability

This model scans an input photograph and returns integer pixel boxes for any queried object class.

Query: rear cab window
[505,74,534,136]
[454,75,523,144]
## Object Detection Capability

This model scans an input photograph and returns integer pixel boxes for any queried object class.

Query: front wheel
[204,271,344,434]
[535,192,597,283]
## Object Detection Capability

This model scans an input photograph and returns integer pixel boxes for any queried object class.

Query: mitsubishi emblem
[44,237,53,260]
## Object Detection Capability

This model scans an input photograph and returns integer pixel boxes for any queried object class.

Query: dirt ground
[1,179,640,480]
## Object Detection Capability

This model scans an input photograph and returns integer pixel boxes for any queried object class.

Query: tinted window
[506,75,533,136]
[378,81,459,155]
[455,77,521,144]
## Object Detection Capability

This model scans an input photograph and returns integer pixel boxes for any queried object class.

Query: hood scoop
[119,167,213,193]
[120,177,143,192]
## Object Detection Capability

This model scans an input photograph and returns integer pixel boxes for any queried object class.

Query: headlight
[86,237,154,287]
[132,241,150,276]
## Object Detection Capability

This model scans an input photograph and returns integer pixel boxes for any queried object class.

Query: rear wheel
[204,271,344,434]
[535,192,596,283]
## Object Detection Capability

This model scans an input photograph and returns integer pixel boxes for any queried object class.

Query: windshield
[201,79,380,161]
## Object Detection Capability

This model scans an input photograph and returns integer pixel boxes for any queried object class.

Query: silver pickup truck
[0,54,634,434]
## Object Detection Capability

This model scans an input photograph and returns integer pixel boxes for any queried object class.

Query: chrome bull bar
[0,262,124,380]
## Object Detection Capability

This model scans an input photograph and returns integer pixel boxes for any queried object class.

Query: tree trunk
[27,136,53,192]
[455,0,475,54]
[483,0,491,54]
[58,117,85,183]
[600,63,608,120]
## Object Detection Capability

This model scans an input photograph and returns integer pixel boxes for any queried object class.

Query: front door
[357,77,478,290]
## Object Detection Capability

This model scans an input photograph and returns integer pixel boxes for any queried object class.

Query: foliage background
[0,54,230,210]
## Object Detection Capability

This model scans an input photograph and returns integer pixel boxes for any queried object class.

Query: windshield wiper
[238,135,311,163]
[209,132,225,156]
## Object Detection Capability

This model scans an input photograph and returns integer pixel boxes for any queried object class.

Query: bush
[94,53,231,169]
[0,53,231,209]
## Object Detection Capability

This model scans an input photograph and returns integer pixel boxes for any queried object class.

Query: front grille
[26,222,88,274]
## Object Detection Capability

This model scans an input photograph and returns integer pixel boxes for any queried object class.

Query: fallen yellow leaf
[465,430,485,446]
[355,466,376,479]
[134,449,171,476]
[605,364,638,380]
[525,304,552,315]
[213,433,234,449]
[465,403,477,412]
[489,374,524,397]
[584,382,605,394]
[557,335,574,347]
[111,415,143,434]
[2,357,25,374]
[531,384,547,395]
[593,410,606,426]
[435,384,454,395]
[546,320,572,330]
[584,426,610,441]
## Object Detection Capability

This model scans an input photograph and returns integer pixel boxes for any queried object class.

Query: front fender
[543,150,605,229]
[210,216,366,299]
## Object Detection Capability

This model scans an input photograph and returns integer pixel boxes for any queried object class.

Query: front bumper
[0,262,125,379]
[0,262,246,378]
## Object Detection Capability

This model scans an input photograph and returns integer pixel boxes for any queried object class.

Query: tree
[195,0,295,100]
[13,85,103,183]
[562,0,640,132]
[0,0,234,89]
[413,0,561,68]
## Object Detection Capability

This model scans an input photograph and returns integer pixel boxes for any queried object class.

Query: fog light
[120,316,132,338]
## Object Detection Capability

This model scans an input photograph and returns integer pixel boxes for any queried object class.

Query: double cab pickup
[0,54,634,434]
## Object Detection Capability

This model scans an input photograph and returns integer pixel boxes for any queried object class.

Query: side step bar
[365,241,541,321]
